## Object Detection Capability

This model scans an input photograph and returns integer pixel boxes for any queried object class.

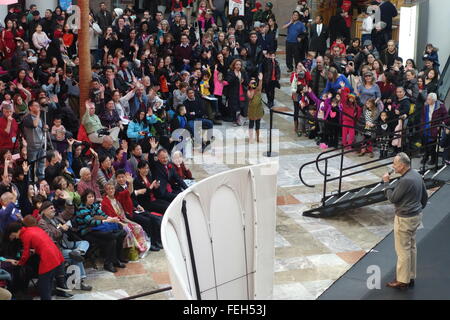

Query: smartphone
[11,153,21,161]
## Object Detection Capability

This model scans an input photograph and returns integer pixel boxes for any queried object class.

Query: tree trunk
[78,0,92,118]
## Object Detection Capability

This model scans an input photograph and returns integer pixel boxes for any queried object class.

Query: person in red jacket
[0,104,19,153]
[6,220,72,300]
[340,87,361,150]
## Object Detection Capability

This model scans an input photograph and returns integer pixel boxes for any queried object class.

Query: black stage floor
[319,183,450,300]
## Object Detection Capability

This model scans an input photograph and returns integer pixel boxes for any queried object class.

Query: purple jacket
[113,152,134,175]
[308,91,332,120]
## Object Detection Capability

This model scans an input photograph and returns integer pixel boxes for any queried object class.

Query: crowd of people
[0,0,449,301]
[287,0,449,163]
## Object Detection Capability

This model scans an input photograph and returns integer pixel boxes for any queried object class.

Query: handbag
[91,222,121,232]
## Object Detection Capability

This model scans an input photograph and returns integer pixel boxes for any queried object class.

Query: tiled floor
[62,46,400,301]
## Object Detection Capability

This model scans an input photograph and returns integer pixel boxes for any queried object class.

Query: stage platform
[319,183,450,300]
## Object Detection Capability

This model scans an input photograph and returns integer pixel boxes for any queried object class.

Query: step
[351,188,370,199]
[422,169,435,180]
[432,165,449,180]
[325,195,338,205]
[367,183,385,195]
[334,192,354,204]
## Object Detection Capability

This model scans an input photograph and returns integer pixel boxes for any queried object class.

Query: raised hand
[149,137,158,150]
[125,172,133,184]
[22,161,29,174]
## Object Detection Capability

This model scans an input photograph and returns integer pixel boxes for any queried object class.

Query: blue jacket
[286,21,306,43]
[0,203,21,234]
[127,120,150,141]
[322,75,354,96]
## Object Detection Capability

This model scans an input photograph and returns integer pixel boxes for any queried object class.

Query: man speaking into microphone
[382,153,428,290]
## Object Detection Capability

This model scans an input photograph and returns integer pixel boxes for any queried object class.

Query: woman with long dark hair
[1,19,18,59]
[224,58,249,126]
[133,160,170,214]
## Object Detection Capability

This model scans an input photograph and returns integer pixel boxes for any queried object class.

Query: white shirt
[428,103,435,121]
[362,16,374,35]
[317,23,322,36]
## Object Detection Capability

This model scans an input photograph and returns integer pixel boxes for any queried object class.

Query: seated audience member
[37,198,92,291]
[148,143,188,202]
[75,189,128,273]
[82,101,120,149]
[133,160,171,214]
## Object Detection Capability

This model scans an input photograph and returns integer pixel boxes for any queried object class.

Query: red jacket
[0,116,19,150]
[101,196,125,221]
[340,88,361,126]
[18,226,64,275]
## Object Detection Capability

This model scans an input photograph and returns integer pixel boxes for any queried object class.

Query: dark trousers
[265,81,277,106]
[38,263,65,300]
[286,41,300,71]
[83,229,126,265]
[213,10,227,31]
[422,138,437,162]
[129,212,163,245]
[142,199,171,214]
[249,119,261,130]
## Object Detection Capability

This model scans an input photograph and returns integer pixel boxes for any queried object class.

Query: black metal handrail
[299,115,450,206]
[313,114,450,177]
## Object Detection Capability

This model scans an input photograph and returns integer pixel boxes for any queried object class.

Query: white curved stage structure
[161,162,278,300]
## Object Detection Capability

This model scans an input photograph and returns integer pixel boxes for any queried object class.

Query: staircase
[302,166,449,218]
[299,116,450,218]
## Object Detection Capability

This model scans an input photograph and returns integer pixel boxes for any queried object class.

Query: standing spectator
[0,105,18,153]
[22,101,46,181]
[380,40,398,69]
[377,0,398,42]
[357,72,381,105]
[224,59,249,126]
[262,51,281,109]
[328,8,350,45]
[247,73,264,144]
[360,8,374,45]
[309,15,328,57]
[282,11,306,73]
[96,2,113,32]
[421,93,449,166]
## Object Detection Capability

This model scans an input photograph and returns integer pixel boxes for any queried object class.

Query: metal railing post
[263,107,278,157]
[322,159,328,207]
[338,150,344,195]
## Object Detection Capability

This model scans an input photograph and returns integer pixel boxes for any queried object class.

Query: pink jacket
[213,69,228,96]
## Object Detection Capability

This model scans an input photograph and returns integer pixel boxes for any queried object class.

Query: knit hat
[255,2,262,9]
[363,39,373,47]
[266,2,273,8]
[114,8,123,17]
[348,93,356,100]
[40,201,54,214]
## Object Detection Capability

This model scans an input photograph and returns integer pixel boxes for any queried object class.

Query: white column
[26,0,58,13]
